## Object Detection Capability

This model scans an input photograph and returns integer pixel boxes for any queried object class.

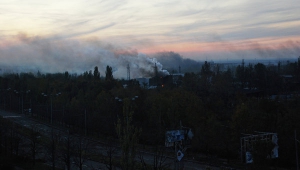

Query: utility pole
[14,90,30,115]
[51,96,53,125]
[296,130,299,170]
[85,109,87,136]
[42,92,61,125]
[42,92,61,170]
[22,93,24,115]
[127,64,130,81]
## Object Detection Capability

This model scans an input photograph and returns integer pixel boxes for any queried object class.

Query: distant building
[170,73,184,85]
[136,78,150,88]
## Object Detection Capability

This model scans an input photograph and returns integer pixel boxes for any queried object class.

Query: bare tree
[0,118,10,156]
[28,126,41,166]
[104,137,117,170]
[152,146,170,170]
[138,146,170,170]
[138,152,148,170]
[46,130,60,170]
[11,130,22,157]
[59,132,72,170]
[72,135,90,170]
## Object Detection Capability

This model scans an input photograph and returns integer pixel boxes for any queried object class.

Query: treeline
[0,58,300,168]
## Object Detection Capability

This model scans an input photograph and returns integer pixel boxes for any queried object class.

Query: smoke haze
[153,52,203,73]
[1,33,299,78]
[0,34,169,78]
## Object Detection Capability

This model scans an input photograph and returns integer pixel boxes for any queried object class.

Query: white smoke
[0,34,169,78]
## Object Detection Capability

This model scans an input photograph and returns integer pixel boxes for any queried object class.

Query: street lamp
[6,88,12,110]
[0,88,9,110]
[14,90,30,115]
[41,92,61,170]
[115,96,138,102]
[42,92,61,125]
[115,96,139,127]
[295,130,300,170]
[0,89,4,109]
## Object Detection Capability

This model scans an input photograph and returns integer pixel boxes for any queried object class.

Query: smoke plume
[153,51,203,73]
[0,34,169,78]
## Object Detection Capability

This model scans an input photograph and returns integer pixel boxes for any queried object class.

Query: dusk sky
[0,0,300,76]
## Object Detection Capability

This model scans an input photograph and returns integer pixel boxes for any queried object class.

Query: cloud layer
[0,0,299,64]
[1,1,300,45]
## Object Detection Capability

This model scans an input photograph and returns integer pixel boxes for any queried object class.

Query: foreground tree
[29,126,41,166]
[116,98,141,170]
[72,135,90,170]
[47,131,60,170]
[102,137,117,170]
[60,132,72,170]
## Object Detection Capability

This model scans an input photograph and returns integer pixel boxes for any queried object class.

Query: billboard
[271,133,279,158]
[241,132,278,163]
[246,152,253,163]
[165,130,185,143]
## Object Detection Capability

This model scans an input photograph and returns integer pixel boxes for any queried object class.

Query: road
[0,109,223,170]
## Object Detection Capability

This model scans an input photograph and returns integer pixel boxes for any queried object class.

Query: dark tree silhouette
[105,65,113,81]
[93,66,100,80]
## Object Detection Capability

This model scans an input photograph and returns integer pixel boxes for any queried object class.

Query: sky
[0,0,300,77]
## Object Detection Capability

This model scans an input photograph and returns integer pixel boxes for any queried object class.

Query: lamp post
[14,90,30,115]
[0,88,9,110]
[296,130,299,170]
[42,92,61,125]
[0,88,13,110]
[85,108,87,136]
[42,92,61,170]
[0,89,4,109]
[115,96,139,170]
[115,95,139,124]
[6,88,12,110]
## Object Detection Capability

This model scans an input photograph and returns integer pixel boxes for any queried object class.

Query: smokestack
[127,64,130,80]
[242,59,245,68]
[154,63,158,78]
